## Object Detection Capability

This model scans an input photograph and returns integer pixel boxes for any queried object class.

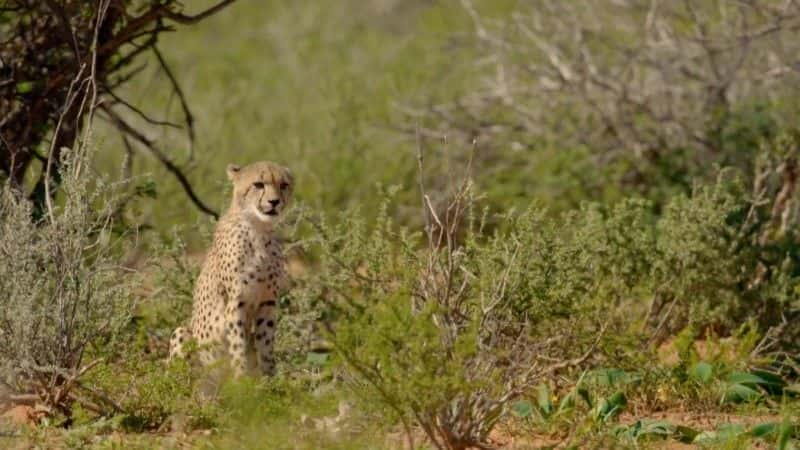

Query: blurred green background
[96,0,520,245]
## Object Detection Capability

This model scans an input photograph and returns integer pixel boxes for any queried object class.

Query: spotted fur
[169,161,293,377]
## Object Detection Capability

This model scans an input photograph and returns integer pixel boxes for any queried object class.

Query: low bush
[295,135,800,448]
[0,146,136,417]
[302,169,611,449]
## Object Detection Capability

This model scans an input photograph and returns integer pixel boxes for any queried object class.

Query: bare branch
[104,88,182,129]
[99,105,219,219]
[161,0,238,25]
[1,0,238,213]
[152,46,196,161]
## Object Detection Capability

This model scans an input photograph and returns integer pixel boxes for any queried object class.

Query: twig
[104,88,182,129]
[152,46,196,162]
[8,394,39,404]
[648,296,679,345]
[2,0,239,204]
[416,125,431,240]
[44,64,88,224]
[99,105,219,219]
[161,0,238,25]
[74,0,111,176]
[73,379,124,414]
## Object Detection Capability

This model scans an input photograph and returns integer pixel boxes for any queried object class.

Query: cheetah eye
[253,182,265,189]
[279,182,289,191]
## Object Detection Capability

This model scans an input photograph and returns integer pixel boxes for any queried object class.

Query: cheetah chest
[237,238,286,305]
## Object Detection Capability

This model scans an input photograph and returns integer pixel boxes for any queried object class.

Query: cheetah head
[227,161,293,225]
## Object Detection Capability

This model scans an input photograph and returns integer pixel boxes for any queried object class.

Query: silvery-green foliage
[0,148,134,405]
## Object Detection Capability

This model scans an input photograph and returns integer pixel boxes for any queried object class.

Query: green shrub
[80,356,207,432]
[0,146,135,416]
[300,173,609,449]
[649,137,800,343]
[290,137,800,448]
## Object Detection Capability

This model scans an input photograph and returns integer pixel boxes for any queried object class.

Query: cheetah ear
[226,164,241,180]
[283,167,294,184]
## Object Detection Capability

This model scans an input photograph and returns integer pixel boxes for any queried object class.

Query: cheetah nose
[268,199,280,207]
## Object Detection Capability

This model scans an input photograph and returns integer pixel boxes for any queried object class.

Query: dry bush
[0,145,135,417]
[406,0,800,197]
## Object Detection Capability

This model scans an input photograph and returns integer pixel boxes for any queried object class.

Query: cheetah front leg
[225,300,249,377]
[253,299,278,376]
[169,326,191,360]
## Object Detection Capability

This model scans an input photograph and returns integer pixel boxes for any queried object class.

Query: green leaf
[724,371,786,401]
[557,390,575,414]
[604,391,627,421]
[777,419,794,450]
[590,368,638,386]
[722,383,762,403]
[536,384,553,417]
[718,423,746,438]
[511,400,533,418]
[750,369,786,385]
[592,398,609,421]
[593,391,626,422]
[613,421,639,439]
[749,370,786,395]
[577,386,592,408]
[694,423,745,444]
[688,361,713,384]
[726,371,767,386]
[675,425,700,443]
[749,422,779,438]
[305,351,329,366]
[617,419,675,441]
[15,81,34,94]
[135,180,158,199]
[642,420,674,438]
[608,391,627,408]
[692,431,718,444]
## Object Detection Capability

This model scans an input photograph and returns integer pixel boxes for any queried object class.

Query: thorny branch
[0,0,235,218]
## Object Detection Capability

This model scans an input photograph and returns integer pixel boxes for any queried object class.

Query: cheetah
[169,161,293,377]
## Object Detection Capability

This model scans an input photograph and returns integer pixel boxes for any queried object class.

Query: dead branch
[0,0,236,217]
[152,46,196,162]
[100,105,219,219]
[405,0,800,192]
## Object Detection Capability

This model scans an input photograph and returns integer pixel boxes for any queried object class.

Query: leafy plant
[303,159,607,449]
[613,419,688,443]
[722,370,787,405]
[689,362,714,385]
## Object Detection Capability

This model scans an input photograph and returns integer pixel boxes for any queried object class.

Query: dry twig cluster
[404,0,800,186]
[0,0,238,218]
